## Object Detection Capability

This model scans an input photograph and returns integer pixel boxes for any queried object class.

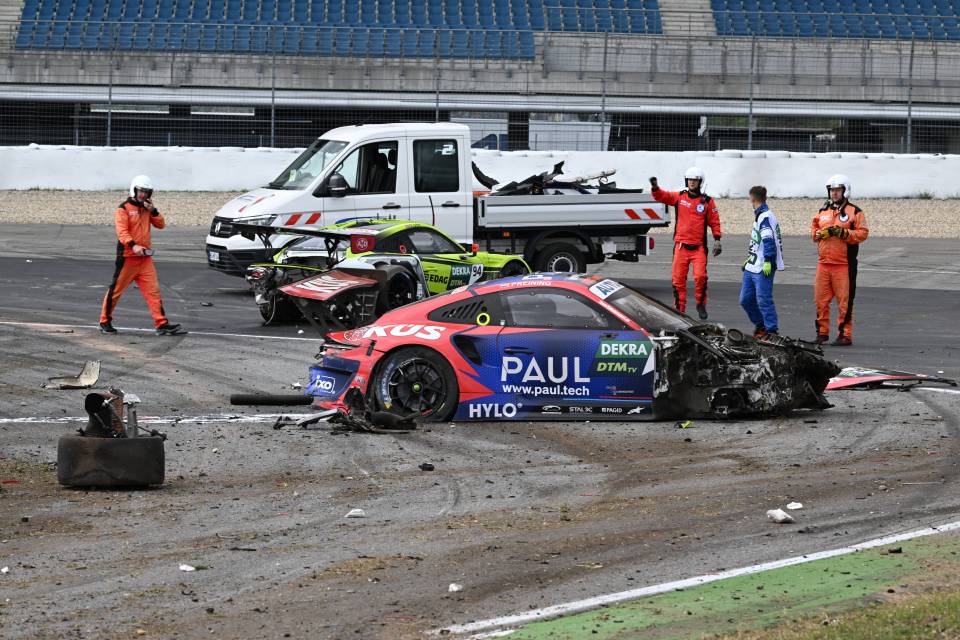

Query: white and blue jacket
[745,203,785,274]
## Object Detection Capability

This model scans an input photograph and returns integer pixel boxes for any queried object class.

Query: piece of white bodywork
[45,360,101,389]
[345,508,366,518]
[786,502,803,510]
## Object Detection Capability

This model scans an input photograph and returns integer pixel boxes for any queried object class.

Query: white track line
[0,413,314,425]
[0,321,317,342]
[440,519,960,637]
[917,387,960,395]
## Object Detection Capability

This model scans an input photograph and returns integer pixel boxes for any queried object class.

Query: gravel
[1,191,957,238]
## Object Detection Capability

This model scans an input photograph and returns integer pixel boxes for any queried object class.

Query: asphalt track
[1,224,959,639]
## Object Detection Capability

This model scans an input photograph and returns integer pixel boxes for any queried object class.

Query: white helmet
[825,174,850,200]
[129,174,154,198]
[684,166,705,190]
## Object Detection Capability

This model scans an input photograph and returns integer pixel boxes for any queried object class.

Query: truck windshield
[267,139,348,190]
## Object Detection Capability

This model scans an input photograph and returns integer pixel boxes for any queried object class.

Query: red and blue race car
[306,274,839,421]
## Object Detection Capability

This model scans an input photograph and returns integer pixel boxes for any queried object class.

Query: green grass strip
[507,534,960,640]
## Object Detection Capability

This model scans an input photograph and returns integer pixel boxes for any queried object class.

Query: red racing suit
[651,187,722,312]
[100,198,170,328]
[810,200,869,340]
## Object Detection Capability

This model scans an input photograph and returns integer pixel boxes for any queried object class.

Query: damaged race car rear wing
[232,222,378,257]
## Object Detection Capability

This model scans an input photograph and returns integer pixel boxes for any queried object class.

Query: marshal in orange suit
[811,174,869,347]
[99,175,186,336]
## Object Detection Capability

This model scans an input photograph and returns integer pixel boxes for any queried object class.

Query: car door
[496,286,655,418]
[407,138,470,242]
[403,227,480,295]
[329,139,407,223]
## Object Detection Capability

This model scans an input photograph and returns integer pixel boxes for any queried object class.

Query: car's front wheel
[372,347,458,421]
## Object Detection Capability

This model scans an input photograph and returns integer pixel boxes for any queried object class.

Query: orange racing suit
[651,188,722,312]
[810,200,869,340]
[100,198,170,328]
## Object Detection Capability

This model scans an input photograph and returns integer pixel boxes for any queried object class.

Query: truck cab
[206,123,473,276]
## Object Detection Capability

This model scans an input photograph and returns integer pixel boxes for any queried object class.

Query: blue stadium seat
[317,26,334,54]
[436,28,452,54]
[451,28,469,55]
[367,27,385,54]
[519,29,534,56]
[402,28,419,55]
[353,27,370,54]
[384,27,401,54]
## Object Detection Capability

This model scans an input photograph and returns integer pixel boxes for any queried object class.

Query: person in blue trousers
[740,186,785,338]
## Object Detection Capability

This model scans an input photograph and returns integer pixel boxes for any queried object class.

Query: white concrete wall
[2,144,957,198]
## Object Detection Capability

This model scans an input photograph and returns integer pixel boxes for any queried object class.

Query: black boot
[156,323,187,336]
[696,304,708,320]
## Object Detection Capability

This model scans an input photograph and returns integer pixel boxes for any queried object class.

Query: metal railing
[3,13,960,153]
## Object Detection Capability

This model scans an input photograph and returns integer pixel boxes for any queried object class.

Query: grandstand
[13,0,661,56]
[2,0,960,152]
[712,0,960,39]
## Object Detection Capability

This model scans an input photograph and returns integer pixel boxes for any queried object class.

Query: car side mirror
[318,173,348,198]
[328,173,348,197]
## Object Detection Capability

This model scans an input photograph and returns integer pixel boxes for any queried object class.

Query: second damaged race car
[240,219,530,329]
[306,274,840,421]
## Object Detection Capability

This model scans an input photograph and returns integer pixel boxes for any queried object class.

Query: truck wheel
[534,243,585,273]
[57,435,165,487]
[372,347,459,421]
[500,260,529,277]
[258,292,302,325]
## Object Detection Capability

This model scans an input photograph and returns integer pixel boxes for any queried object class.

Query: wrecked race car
[239,219,529,330]
[304,274,839,421]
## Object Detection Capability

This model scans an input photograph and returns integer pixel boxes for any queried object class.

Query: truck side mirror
[327,173,348,198]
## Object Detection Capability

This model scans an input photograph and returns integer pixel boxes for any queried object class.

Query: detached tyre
[372,347,458,421]
[534,243,584,273]
[57,436,165,487]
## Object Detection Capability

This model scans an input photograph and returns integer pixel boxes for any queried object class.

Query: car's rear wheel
[372,347,458,421]
[383,270,418,310]
[534,242,585,273]
[500,260,529,277]
[258,292,302,325]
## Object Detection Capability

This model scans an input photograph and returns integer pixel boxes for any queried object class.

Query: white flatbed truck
[205,122,669,275]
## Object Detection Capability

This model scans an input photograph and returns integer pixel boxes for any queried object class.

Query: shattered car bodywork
[304,274,839,421]
[827,366,958,390]
[654,328,838,418]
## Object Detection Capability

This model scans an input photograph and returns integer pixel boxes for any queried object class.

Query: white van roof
[321,122,469,143]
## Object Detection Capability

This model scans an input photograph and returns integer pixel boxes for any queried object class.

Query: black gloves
[649,177,659,190]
